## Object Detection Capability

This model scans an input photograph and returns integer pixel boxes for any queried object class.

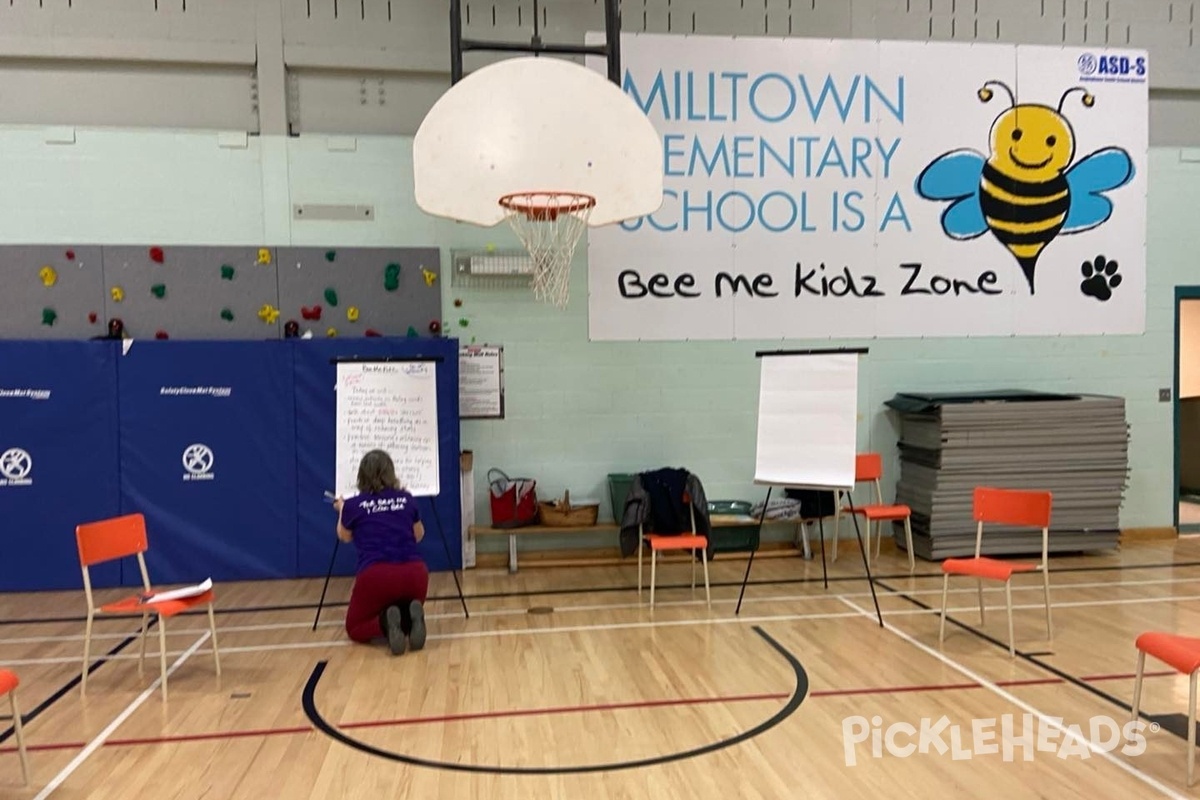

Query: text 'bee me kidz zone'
[585,35,1147,341]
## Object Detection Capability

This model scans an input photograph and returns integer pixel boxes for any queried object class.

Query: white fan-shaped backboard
[413,56,664,227]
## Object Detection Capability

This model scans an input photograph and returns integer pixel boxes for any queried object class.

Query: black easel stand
[312,497,470,631]
[735,486,883,627]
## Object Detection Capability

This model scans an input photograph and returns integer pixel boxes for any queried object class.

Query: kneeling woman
[333,450,429,655]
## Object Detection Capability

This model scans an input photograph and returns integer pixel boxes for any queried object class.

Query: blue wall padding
[0,342,122,591]
[117,341,299,585]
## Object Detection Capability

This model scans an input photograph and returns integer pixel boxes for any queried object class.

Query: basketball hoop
[499,191,596,308]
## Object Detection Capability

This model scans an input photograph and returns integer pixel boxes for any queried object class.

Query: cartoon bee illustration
[916,81,1134,294]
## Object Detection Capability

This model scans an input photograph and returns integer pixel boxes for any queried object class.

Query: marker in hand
[323,491,337,504]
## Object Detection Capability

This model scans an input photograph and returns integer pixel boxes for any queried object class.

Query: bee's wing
[1063,147,1135,234]
[915,150,988,239]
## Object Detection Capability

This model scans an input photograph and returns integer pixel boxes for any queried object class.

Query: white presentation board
[754,352,859,491]
[335,361,440,498]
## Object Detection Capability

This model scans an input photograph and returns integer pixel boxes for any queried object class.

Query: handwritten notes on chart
[335,361,440,498]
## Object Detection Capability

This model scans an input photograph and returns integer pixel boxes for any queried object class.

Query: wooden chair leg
[701,546,711,608]
[978,579,986,625]
[1190,670,1197,787]
[832,501,841,562]
[649,550,657,610]
[1005,581,1015,658]
[10,690,28,786]
[158,616,169,702]
[903,517,915,572]
[1042,569,1053,640]
[637,539,643,599]
[1131,650,1145,726]
[208,603,221,677]
[690,548,696,595]
[939,574,950,644]
[139,611,149,676]
[81,611,94,697]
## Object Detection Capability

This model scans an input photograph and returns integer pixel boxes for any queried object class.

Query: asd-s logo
[1078,53,1147,79]
[182,443,215,482]
[0,447,33,487]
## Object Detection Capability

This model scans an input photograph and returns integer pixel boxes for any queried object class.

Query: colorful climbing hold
[301,305,322,321]
[346,306,360,322]
[150,283,166,299]
[326,327,337,338]
[421,267,437,287]
[323,288,338,307]
[220,264,235,280]
[149,246,165,264]
[453,298,463,307]
[155,330,169,340]
[284,320,300,338]
[39,266,57,287]
[65,249,76,261]
[41,308,57,326]
[384,263,401,292]
[88,312,98,324]
[257,303,280,324]
[406,326,418,338]
[458,318,469,328]
[111,286,125,302]
[325,250,337,262]
[257,248,272,265]
[220,308,234,321]
[365,328,382,337]
[429,320,441,334]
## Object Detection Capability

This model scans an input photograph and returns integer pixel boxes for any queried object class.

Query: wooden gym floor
[2,537,1200,799]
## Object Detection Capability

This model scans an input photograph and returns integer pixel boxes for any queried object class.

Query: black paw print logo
[1080,255,1122,301]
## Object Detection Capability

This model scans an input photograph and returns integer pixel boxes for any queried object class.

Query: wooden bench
[470,515,806,572]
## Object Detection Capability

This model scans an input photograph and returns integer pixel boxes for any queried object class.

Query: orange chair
[1131,632,1200,786]
[939,487,1053,657]
[832,453,915,571]
[0,670,29,785]
[637,505,711,610]
[77,513,221,702]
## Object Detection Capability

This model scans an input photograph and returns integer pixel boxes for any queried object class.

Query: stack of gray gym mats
[884,390,1128,561]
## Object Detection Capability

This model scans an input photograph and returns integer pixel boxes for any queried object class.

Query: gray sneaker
[384,605,406,655]
[408,600,426,651]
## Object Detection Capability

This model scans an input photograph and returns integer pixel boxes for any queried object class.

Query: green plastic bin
[607,473,636,522]
[707,499,760,556]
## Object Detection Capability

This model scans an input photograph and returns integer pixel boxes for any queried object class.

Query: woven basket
[539,490,599,527]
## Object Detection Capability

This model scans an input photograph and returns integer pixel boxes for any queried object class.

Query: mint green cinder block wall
[0,128,1195,560]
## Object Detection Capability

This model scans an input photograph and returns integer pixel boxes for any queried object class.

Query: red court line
[4,670,1179,756]
[5,691,790,754]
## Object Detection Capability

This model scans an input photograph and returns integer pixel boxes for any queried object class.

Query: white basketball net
[499,192,595,309]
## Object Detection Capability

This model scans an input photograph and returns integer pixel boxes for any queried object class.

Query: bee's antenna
[977,80,1015,108]
[1058,86,1095,112]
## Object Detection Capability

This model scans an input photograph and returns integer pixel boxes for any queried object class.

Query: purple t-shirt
[340,488,422,572]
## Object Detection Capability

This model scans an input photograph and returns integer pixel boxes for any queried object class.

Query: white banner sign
[586,34,1148,340]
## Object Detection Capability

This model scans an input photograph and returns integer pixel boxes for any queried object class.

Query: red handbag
[488,468,538,528]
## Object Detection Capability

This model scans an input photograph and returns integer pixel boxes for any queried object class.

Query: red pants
[345,561,430,643]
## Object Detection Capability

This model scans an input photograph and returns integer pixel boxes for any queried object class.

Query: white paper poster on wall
[585,34,1148,340]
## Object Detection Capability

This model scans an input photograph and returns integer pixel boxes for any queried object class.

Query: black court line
[5,558,1200,628]
[0,623,145,744]
[874,579,1140,713]
[302,625,808,775]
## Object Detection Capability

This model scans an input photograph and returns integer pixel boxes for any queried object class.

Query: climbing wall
[0,244,442,340]
[0,246,106,339]
[275,246,443,339]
